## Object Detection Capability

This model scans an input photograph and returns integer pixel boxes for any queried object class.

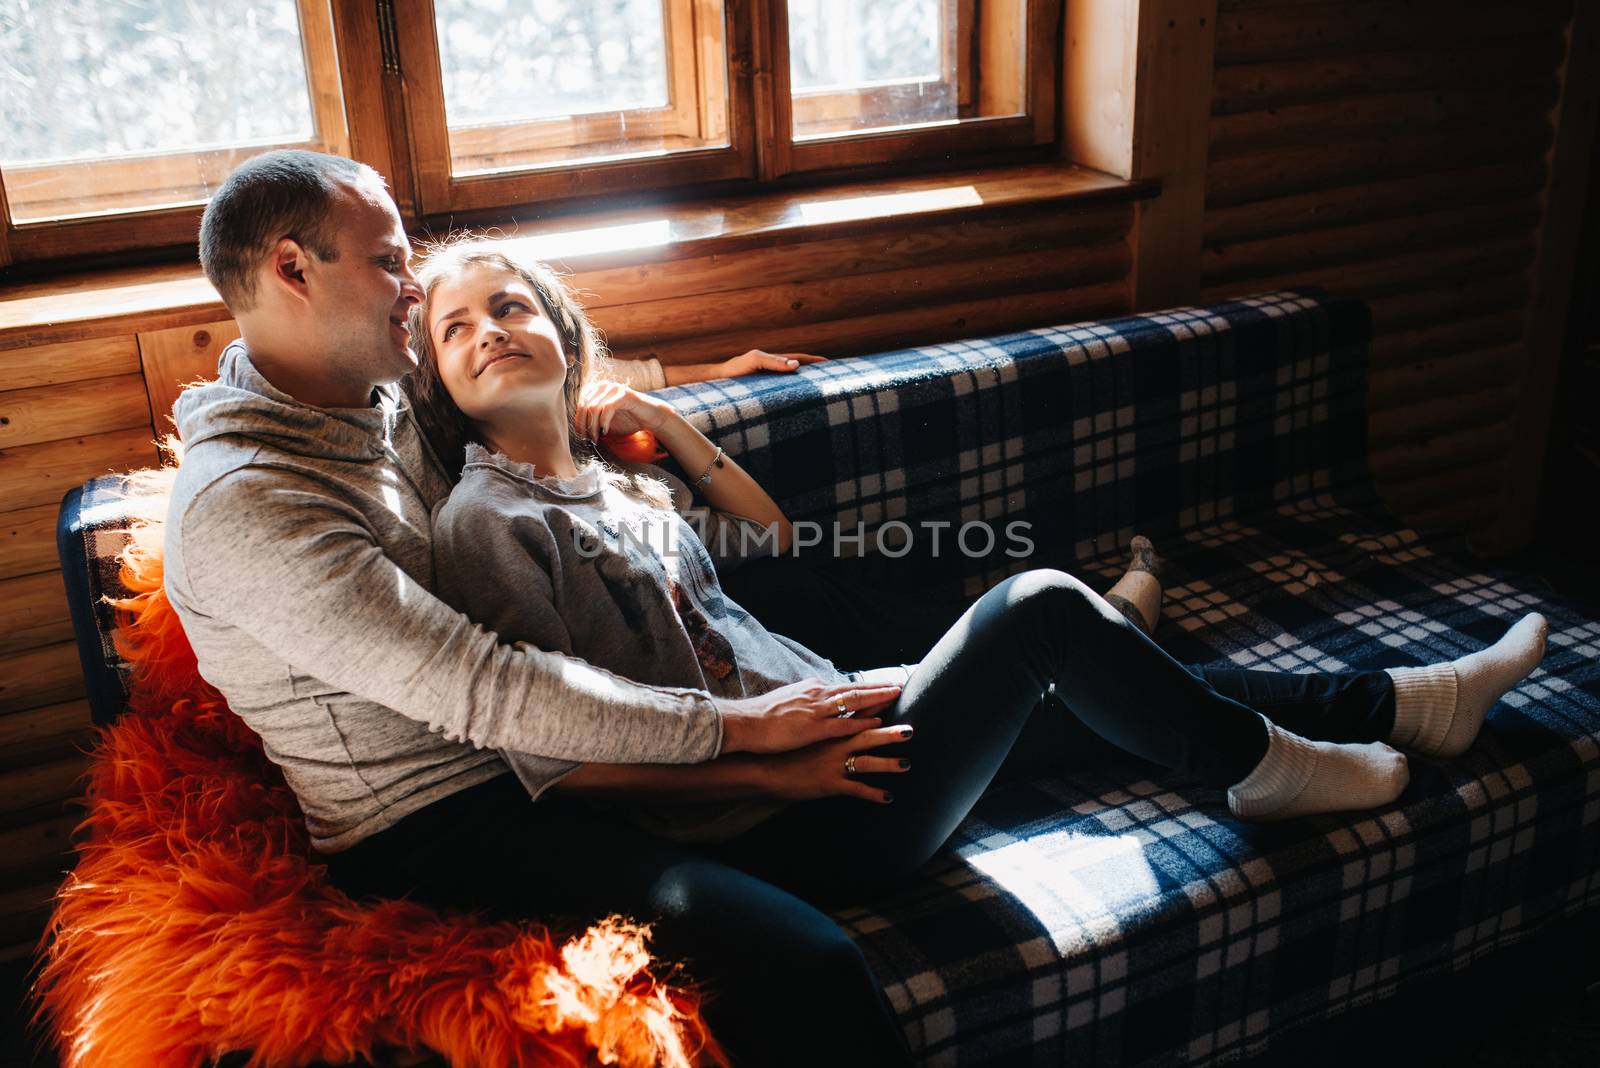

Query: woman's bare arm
[575,383,795,552]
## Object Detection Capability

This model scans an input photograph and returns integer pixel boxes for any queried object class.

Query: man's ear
[267,238,312,305]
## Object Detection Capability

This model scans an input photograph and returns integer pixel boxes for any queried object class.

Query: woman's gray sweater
[432,443,852,843]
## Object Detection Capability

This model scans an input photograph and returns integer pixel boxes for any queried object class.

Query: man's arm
[178,469,724,765]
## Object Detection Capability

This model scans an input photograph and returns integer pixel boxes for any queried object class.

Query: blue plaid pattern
[60,289,1599,1065]
[652,289,1600,1064]
[655,290,1375,600]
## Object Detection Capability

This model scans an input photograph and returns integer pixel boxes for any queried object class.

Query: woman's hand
[721,350,829,376]
[714,679,901,754]
[660,350,829,387]
[574,380,672,441]
[759,725,914,804]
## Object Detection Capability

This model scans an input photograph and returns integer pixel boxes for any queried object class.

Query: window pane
[0,0,346,224]
[434,0,729,178]
[787,0,1027,141]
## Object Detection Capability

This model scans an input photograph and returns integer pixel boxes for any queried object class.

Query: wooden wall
[0,183,1137,962]
[0,336,159,962]
[1199,0,1581,538]
[0,0,1594,978]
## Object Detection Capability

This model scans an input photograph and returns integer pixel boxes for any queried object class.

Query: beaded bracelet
[695,445,725,487]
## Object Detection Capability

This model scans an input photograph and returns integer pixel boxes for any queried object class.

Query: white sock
[1385,612,1549,758]
[1227,714,1410,821]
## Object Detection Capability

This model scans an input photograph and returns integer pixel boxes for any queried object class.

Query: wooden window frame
[786,0,979,139]
[0,0,349,266]
[395,0,757,217]
[0,0,1062,270]
[762,0,1058,179]
[438,1,723,173]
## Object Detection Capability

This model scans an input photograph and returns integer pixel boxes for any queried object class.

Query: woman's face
[426,263,569,425]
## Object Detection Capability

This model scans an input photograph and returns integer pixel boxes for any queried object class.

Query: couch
[53,288,1600,1065]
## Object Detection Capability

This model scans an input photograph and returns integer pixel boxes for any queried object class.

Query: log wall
[0,335,157,960]
[0,0,1594,972]
[1201,0,1577,536]
[0,178,1137,960]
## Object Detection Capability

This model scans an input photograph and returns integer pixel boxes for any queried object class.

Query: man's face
[304,180,422,388]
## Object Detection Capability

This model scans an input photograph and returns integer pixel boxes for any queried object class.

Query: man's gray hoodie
[163,343,725,853]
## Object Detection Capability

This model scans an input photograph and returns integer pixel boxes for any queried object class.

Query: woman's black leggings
[326,560,1397,1067]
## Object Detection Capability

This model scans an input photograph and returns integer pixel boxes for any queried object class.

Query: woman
[333,239,1549,1066]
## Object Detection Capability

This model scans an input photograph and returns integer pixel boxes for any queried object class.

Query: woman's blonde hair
[404,236,670,508]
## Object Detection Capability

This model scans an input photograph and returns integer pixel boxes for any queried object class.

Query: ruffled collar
[462,442,605,499]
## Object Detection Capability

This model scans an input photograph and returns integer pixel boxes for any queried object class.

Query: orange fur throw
[34,463,727,1067]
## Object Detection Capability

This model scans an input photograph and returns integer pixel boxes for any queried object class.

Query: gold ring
[836,699,849,716]
[844,755,858,775]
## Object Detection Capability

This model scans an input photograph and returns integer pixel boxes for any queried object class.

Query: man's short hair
[199,149,382,312]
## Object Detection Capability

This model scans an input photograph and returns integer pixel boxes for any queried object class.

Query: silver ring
[844,755,858,775]
[836,698,849,716]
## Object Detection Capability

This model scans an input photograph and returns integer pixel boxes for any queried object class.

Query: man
[163,149,911,1066]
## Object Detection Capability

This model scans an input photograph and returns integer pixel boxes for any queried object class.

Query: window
[787,0,1026,140]
[431,0,731,179]
[0,0,347,261]
[0,0,1058,269]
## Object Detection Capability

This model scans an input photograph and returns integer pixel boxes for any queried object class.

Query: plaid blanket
[60,289,1599,1065]
[650,289,1600,1065]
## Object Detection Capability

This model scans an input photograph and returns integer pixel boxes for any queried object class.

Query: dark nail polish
[882,792,894,803]
[900,726,914,737]
[898,759,911,769]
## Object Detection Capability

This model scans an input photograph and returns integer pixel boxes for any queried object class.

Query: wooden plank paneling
[616,279,1130,367]
[1213,2,1570,66]
[595,240,1129,348]
[0,336,140,392]
[137,320,241,434]
[1209,87,1559,159]
[0,503,61,581]
[1369,423,1508,483]
[1205,0,1576,542]
[1203,160,1548,246]
[0,374,152,451]
[0,700,95,770]
[1205,121,1553,209]
[1200,233,1537,303]
[1211,37,1564,113]
[0,754,86,821]
[1367,278,1531,335]
[0,428,156,511]
[1369,312,1526,368]
[0,571,72,658]
[0,643,87,717]
[567,206,1133,309]
[1369,347,1516,414]
[1369,385,1517,450]
[1203,197,1543,286]
[0,813,80,885]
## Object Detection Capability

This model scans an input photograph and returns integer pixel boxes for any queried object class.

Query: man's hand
[714,678,901,754]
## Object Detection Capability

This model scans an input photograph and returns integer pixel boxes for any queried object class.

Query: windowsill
[0,161,1155,350]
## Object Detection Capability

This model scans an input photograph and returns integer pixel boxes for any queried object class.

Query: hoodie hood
[174,341,403,462]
